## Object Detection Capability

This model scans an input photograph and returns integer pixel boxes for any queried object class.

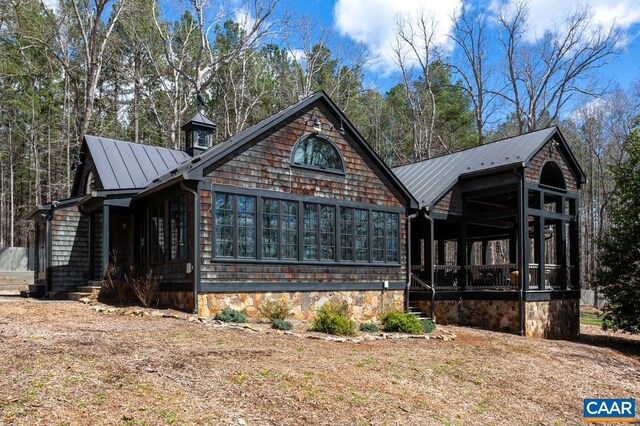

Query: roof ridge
[85,134,186,154]
[392,126,558,170]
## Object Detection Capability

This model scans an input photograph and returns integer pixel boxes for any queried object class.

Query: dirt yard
[0,298,638,425]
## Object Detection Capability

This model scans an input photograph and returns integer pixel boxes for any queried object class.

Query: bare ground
[0,298,638,426]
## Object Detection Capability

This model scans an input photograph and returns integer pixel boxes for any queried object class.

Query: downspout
[517,166,526,336]
[423,208,436,322]
[180,181,200,315]
[405,211,419,312]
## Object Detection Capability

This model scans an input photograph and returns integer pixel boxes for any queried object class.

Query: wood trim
[199,281,405,292]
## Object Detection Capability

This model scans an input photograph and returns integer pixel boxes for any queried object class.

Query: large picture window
[212,191,399,264]
[292,135,344,173]
[214,193,256,258]
[169,195,188,260]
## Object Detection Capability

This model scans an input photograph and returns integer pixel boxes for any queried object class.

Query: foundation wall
[198,289,405,322]
[415,298,580,338]
[158,291,194,312]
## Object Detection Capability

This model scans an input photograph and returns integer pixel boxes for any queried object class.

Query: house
[27,92,417,322]
[26,91,585,338]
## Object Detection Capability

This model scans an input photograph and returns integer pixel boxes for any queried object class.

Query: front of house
[27,91,585,338]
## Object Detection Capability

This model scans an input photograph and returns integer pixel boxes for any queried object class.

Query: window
[212,191,400,264]
[281,201,298,259]
[262,199,279,259]
[194,129,211,148]
[372,211,385,262]
[214,193,256,258]
[292,135,344,173]
[303,203,318,260]
[169,195,188,260]
[150,205,165,262]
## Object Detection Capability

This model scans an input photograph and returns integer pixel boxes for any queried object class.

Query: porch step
[66,292,92,301]
[20,284,44,298]
[77,286,101,293]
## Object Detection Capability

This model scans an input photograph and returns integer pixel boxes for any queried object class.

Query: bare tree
[449,6,497,145]
[495,0,622,133]
[392,10,444,160]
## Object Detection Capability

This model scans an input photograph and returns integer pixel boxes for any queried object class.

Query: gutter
[517,166,526,336]
[180,181,200,315]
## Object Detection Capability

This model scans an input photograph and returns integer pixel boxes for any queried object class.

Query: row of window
[213,193,400,263]
[150,195,189,263]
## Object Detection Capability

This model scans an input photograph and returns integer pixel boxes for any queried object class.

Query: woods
[0,0,638,291]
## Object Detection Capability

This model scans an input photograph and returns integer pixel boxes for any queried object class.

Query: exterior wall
[198,289,405,322]
[158,290,194,312]
[415,297,580,338]
[525,299,579,339]
[416,299,520,334]
[91,212,103,280]
[431,187,463,216]
[199,102,407,289]
[50,207,90,293]
[525,139,578,191]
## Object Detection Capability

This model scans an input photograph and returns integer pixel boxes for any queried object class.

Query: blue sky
[285,0,640,97]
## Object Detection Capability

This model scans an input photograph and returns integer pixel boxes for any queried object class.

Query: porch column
[457,221,467,290]
[559,219,567,290]
[535,215,545,290]
[101,205,110,280]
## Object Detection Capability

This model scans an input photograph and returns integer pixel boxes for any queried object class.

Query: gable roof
[392,126,585,209]
[77,135,191,192]
[181,111,216,129]
[137,91,419,209]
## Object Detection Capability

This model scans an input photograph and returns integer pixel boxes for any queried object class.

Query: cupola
[181,109,216,157]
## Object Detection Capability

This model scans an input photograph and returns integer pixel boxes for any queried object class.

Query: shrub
[381,310,424,334]
[124,266,159,308]
[214,308,247,323]
[359,322,380,332]
[271,319,293,330]
[258,299,293,321]
[421,318,436,333]
[310,301,356,336]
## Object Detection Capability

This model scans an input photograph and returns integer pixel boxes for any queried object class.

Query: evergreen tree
[593,121,640,333]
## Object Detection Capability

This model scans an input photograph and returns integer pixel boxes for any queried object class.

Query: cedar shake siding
[198,103,408,290]
[524,139,578,191]
[50,207,90,293]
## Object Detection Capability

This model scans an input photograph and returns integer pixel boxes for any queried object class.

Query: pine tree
[593,121,640,333]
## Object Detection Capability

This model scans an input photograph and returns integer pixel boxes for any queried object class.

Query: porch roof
[392,127,577,209]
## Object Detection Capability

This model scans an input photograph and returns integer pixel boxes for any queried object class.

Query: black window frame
[211,187,402,266]
[213,192,257,259]
[290,134,346,175]
[169,194,189,261]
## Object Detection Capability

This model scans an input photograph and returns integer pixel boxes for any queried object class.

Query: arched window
[539,161,566,190]
[291,135,344,173]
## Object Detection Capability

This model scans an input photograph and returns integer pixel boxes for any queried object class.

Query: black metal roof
[84,135,191,190]
[181,111,216,130]
[138,91,419,209]
[392,126,584,209]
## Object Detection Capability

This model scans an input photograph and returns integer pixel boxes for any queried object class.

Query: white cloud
[491,0,640,41]
[287,48,306,64]
[333,0,463,73]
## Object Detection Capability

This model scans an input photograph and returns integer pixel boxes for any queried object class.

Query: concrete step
[66,292,92,301]
[77,286,101,293]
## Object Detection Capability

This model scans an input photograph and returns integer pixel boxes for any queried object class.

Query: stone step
[66,292,92,301]
[77,286,101,293]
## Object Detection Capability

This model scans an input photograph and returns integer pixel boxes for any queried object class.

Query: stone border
[83,300,457,344]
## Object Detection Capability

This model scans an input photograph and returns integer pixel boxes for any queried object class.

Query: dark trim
[199,281,405,293]
[101,205,110,279]
[463,183,519,199]
[45,212,53,295]
[409,289,580,302]
[209,184,405,213]
[290,132,346,175]
[210,258,402,267]
[525,181,578,199]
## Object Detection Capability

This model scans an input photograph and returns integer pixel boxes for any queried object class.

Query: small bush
[310,301,356,336]
[421,318,436,333]
[271,319,293,330]
[258,299,293,321]
[359,322,380,332]
[381,310,424,334]
[214,308,246,323]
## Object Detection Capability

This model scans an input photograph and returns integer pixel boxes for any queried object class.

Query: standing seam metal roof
[391,127,559,208]
[84,135,191,190]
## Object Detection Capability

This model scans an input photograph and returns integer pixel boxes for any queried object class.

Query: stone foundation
[415,298,580,338]
[157,291,194,312]
[197,289,405,322]
[525,299,579,339]
[416,299,520,333]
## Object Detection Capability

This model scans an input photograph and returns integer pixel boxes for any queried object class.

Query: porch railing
[528,263,562,290]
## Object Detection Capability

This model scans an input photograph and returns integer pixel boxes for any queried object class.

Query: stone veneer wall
[158,291,194,312]
[198,290,405,322]
[416,299,520,333]
[525,299,579,339]
[415,298,580,338]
